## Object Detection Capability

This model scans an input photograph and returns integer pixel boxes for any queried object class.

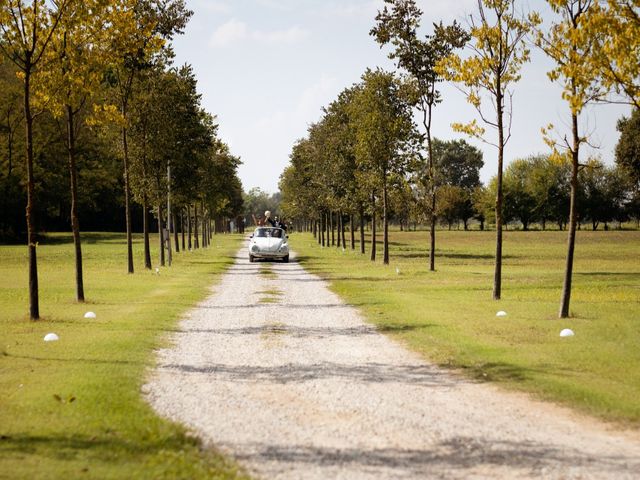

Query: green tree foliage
[280,71,419,260]
[578,159,628,230]
[616,109,640,188]
[436,185,468,230]
[432,138,483,230]
[523,155,570,230]
[279,141,319,227]
[0,61,25,240]
[502,159,539,230]
[349,68,419,264]
[371,0,468,270]
[243,187,281,226]
[616,109,640,225]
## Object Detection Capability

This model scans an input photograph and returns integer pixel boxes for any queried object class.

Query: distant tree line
[0,1,243,319]
[280,0,640,319]
[242,187,282,227]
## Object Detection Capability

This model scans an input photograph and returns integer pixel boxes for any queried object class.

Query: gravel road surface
[145,245,640,479]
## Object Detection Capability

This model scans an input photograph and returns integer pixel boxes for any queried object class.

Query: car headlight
[251,245,259,253]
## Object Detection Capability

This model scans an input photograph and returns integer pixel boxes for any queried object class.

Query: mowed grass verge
[0,233,249,480]
[293,230,640,426]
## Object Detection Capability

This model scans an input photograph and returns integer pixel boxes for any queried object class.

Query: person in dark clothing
[265,212,287,231]
[274,216,287,231]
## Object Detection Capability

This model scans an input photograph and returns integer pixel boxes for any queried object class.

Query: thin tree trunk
[327,213,331,246]
[201,203,206,247]
[24,65,39,319]
[383,181,389,265]
[331,211,335,246]
[187,204,192,250]
[337,212,342,248]
[560,112,580,318]
[350,214,355,250]
[493,86,504,300]
[173,211,179,253]
[359,205,365,255]
[122,122,134,274]
[341,212,346,249]
[181,209,185,252]
[166,165,172,266]
[66,105,84,301]
[423,101,436,272]
[143,195,151,269]
[370,194,376,262]
[158,204,165,266]
[194,203,199,249]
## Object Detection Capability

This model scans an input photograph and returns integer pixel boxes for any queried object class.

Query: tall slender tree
[0,0,71,319]
[372,0,468,271]
[38,0,116,301]
[437,0,538,299]
[536,0,610,318]
[106,0,191,273]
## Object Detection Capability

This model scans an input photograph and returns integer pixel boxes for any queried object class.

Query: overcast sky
[172,0,632,194]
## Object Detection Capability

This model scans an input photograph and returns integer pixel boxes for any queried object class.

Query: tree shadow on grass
[575,272,639,277]
[448,362,544,383]
[4,352,144,367]
[0,430,200,461]
[329,276,398,283]
[35,232,129,246]
[376,323,436,333]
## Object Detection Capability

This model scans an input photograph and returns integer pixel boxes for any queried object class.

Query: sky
[171,0,633,194]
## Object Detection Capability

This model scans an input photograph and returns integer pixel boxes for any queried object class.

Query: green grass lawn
[293,229,640,426]
[0,232,249,480]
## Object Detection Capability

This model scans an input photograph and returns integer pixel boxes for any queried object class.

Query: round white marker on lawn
[496,311,507,317]
[44,333,59,342]
[84,311,96,319]
[560,328,575,337]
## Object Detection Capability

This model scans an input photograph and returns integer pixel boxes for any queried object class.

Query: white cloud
[208,19,309,48]
[316,0,382,18]
[259,25,308,44]
[195,0,231,14]
[256,75,338,131]
[208,19,248,47]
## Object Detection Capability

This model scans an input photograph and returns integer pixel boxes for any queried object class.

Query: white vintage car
[248,227,289,263]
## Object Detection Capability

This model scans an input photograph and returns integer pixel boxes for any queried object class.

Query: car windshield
[255,228,281,238]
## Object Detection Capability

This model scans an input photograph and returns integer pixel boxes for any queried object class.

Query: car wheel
[249,255,255,263]
[282,255,289,263]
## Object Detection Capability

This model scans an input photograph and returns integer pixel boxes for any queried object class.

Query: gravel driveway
[145,245,640,479]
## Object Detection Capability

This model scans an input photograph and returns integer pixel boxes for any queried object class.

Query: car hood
[251,237,286,252]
